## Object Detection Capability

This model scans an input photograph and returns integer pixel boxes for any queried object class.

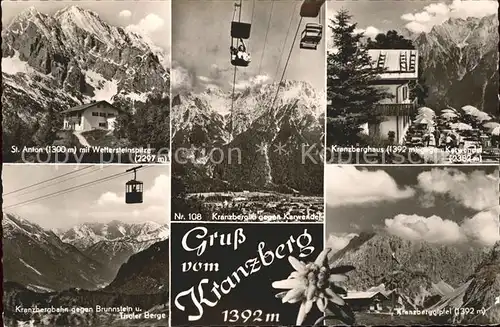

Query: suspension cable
[258,0,275,75]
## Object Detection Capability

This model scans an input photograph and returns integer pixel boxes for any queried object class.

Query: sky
[326,0,498,49]
[2,164,170,230]
[1,0,171,51]
[171,0,326,94]
[326,165,500,252]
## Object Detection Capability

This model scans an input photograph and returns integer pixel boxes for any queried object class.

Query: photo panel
[2,164,170,326]
[2,0,171,164]
[170,222,324,326]
[170,0,326,222]
[326,0,499,164]
[325,164,500,325]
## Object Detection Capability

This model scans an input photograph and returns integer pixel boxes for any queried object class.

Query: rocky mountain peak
[413,14,498,114]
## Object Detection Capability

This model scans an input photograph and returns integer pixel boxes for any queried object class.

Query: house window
[99,112,106,117]
[99,122,107,127]
[92,112,99,116]
[107,113,115,117]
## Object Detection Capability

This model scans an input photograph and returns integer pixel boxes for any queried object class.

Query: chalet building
[343,291,391,312]
[364,49,419,144]
[62,100,121,131]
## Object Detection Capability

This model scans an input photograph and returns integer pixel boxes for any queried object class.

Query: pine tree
[327,10,391,147]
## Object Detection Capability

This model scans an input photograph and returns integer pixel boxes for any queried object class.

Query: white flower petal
[288,271,302,279]
[282,287,305,303]
[325,288,345,306]
[328,274,348,283]
[272,278,303,289]
[296,301,307,325]
[304,299,313,314]
[288,256,306,272]
[314,248,331,266]
[316,297,327,312]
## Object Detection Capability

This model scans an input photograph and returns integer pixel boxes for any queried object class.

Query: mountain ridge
[172,79,325,195]
[412,14,498,115]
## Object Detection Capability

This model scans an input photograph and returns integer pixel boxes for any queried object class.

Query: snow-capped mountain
[172,80,325,195]
[58,220,169,272]
[2,213,113,292]
[58,220,168,249]
[2,5,169,155]
[413,15,498,114]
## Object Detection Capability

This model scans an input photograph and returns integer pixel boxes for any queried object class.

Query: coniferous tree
[327,10,391,147]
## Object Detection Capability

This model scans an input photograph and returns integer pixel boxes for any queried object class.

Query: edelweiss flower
[272,248,354,325]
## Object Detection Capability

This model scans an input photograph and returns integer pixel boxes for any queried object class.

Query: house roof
[343,291,387,300]
[61,100,119,114]
[368,49,419,80]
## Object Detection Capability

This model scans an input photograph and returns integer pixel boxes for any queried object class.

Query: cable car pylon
[125,165,144,204]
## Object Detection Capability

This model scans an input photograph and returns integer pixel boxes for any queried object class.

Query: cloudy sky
[2,0,171,50]
[172,0,325,94]
[327,0,498,49]
[2,165,169,230]
[326,165,499,252]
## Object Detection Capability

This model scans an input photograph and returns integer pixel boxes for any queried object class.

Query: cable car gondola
[300,23,323,50]
[299,0,325,50]
[125,166,143,204]
[230,0,252,67]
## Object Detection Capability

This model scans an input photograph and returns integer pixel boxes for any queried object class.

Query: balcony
[374,98,417,116]
[66,116,81,124]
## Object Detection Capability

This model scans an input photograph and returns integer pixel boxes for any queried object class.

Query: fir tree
[367,30,429,105]
[327,10,391,147]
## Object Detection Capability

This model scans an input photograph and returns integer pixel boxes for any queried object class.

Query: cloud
[95,174,169,223]
[326,166,415,207]
[355,26,381,39]
[326,233,358,254]
[198,76,213,83]
[386,209,500,247]
[234,74,271,90]
[461,209,500,247]
[97,192,122,205]
[171,62,195,94]
[385,214,463,243]
[416,168,498,211]
[127,13,165,34]
[401,0,498,33]
[118,10,132,19]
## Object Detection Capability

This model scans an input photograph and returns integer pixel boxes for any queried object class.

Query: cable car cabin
[300,23,323,50]
[125,180,143,204]
[300,0,325,18]
[231,58,250,67]
[231,22,251,39]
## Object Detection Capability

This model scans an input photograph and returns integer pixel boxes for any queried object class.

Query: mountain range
[412,14,498,115]
[329,231,498,322]
[2,213,169,326]
[172,80,325,195]
[57,220,169,274]
[2,213,168,292]
[1,6,170,157]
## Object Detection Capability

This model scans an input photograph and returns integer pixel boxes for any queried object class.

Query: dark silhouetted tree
[327,10,391,146]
